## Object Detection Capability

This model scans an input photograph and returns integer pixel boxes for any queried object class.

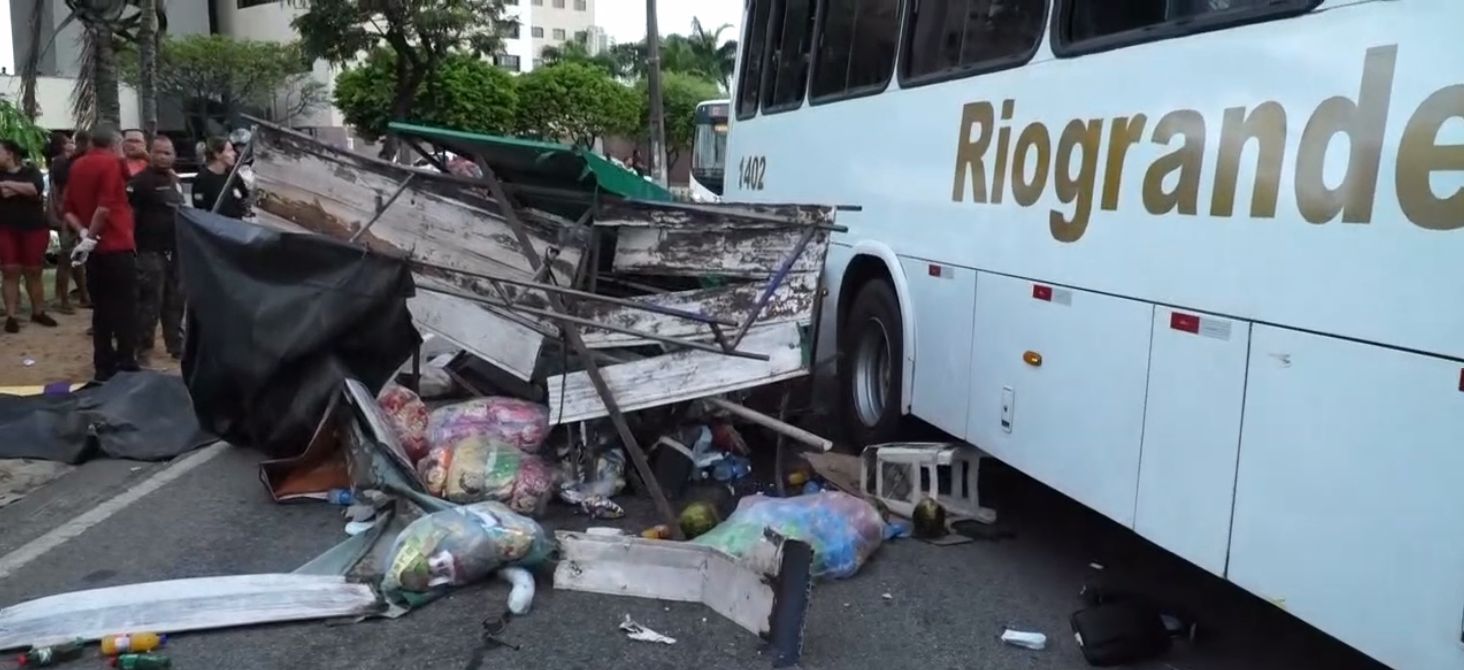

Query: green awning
[388,122,674,205]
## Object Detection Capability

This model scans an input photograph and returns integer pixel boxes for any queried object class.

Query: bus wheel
[840,279,903,446]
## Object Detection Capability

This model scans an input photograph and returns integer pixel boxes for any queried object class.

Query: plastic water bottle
[100,633,166,656]
[712,456,751,482]
[17,639,85,666]
[111,654,172,670]
[326,488,354,506]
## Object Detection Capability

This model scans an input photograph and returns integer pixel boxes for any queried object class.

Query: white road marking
[0,442,229,580]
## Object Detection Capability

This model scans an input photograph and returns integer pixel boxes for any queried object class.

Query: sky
[599,0,744,46]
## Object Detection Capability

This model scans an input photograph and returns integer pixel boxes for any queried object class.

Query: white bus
[689,99,730,202]
[722,1,1463,668]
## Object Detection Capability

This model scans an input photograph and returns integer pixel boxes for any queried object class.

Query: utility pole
[138,0,159,138]
[644,0,668,186]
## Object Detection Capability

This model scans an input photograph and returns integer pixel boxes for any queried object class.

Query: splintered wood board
[612,227,829,278]
[546,322,808,425]
[0,574,380,650]
[251,130,582,283]
[407,288,543,382]
[577,273,818,348]
[593,201,837,229]
[554,531,783,637]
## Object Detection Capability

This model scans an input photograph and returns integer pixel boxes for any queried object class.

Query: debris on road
[380,501,552,609]
[100,632,166,655]
[16,638,83,667]
[110,653,172,670]
[1001,628,1049,651]
[862,443,998,526]
[693,491,885,579]
[0,575,382,651]
[554,530,812,643]
[619,615,676,645]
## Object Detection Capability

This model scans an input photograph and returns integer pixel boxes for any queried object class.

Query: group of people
[0,123,247,382]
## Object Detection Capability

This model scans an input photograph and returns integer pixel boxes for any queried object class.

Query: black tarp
[177,208,419,457]
[0,372,213,463]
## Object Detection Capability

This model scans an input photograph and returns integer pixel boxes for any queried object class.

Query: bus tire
[840,279,903,447]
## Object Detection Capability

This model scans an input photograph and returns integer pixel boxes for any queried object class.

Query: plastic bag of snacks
[417,436,558,516]
[377,384,431,463]
[428,397,551,454]
[693,491,886,579]
[381,500,552,603]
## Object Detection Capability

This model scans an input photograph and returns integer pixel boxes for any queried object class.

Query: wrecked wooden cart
[241,118,843,539]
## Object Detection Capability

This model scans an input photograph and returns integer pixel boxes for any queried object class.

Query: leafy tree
[685,19,738,91]
[539,38,620,77]
[515,63,638,149]
[0,99,51,161]
[600,20,739,91]
[120,35,326,137]
[334,50,518,142]
[636,72,720,166]
[17,0,168,127]
[293,0,510,159]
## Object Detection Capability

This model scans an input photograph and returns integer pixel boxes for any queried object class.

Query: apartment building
[521,0,597,70]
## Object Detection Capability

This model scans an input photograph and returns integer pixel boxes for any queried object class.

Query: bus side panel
[1228,326,1464,670]
[900,257,975,439]
[815,243,855,376]
[1135,308,1251,577]
[966,273,1152,526]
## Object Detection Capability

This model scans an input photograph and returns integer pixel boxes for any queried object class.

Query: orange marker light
[1023,351,1043,367]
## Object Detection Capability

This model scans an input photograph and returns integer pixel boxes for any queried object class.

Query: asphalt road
[0,443,1387,670]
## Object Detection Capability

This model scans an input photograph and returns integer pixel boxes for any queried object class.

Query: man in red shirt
[63,126,139,381]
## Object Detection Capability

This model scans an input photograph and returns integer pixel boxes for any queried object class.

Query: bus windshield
[691,101,729,197]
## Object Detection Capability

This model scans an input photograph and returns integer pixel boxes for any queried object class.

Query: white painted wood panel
[546,323,808,424]
[1228,326,1464,670]
[1135,307,1250,576]
[578,273,818,348]
[406,289,543,382]
[612,227,828,278]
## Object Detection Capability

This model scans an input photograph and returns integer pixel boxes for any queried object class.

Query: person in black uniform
[129,135,184,362]
[189,136,247,218]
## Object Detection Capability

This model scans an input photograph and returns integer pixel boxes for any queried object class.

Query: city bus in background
[723,1,1463,668]
[688,99,729,202]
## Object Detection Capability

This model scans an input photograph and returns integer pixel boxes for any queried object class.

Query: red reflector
[1032,284,1053,301]
[1170,312,1201,334]
[928,264,941,277]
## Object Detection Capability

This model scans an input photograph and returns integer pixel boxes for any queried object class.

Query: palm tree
[18,0,165,128]
[685,18,737,91]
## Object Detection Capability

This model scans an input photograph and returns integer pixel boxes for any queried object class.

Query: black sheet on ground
[0,371,214,463]
[177,208,419,458]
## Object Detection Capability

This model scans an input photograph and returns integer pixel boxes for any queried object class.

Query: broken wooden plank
[577,273,818,348]
[0,574,382,651]
[546,322,808,425]
[554,531,786,637]
[612,227,829,278]
[251,128,583,283]
[593,200,836,230]
[406,289,544,382]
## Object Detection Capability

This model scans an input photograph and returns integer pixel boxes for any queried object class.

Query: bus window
[763,0,818,110]
[1060,0,1318,51]
[736,0,776,119]
[902,0,1046,82]
[811,0,901,101]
